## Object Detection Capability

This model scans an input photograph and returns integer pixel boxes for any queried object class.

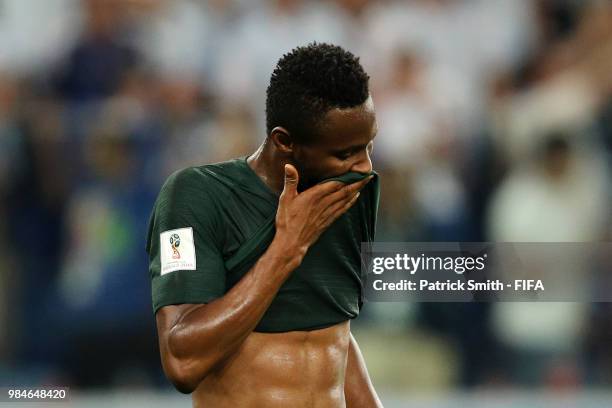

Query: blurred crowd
[1,0,612,392]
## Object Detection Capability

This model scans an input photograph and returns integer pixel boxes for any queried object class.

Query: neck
[246,138,287,195]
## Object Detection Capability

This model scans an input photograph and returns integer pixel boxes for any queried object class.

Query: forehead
[315,96,377,149]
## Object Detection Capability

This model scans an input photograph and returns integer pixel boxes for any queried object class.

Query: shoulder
[148,166,223,247]
[158,159,240,201]
[152,166,220,223]
[160,166,212,196]
[154,158,248,215]
[162,158,245,191]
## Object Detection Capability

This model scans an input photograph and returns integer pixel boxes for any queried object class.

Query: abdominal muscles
[193,321,351,408]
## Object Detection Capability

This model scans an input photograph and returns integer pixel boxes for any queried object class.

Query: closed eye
[335,141,374,161]
[335,151,353,160]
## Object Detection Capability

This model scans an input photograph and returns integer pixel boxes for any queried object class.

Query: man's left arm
[344,332,384,408]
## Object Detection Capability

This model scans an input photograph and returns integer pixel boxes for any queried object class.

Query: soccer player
[146,43,383,407]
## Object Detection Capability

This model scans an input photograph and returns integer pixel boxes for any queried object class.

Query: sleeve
[146,167,226,314]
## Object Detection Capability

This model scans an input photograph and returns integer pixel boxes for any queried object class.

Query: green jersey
[146,157,379,332]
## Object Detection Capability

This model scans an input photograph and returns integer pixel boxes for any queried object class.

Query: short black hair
[265,42,370,143]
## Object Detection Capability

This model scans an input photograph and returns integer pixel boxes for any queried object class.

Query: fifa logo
[170,233,181,259]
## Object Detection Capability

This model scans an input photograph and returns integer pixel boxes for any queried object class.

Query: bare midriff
[192,320,351,408]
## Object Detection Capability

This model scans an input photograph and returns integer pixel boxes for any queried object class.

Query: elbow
[171,376,197,395]
[156,305,219,394]
[163,358,202,394]
[163,333,216,394]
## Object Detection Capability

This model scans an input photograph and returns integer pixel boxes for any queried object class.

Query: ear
[269,126,294,154]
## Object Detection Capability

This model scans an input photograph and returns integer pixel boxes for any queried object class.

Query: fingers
[280,163,299,200]
[320,191,361,228]
[310,174,374,198]
[319,175,372,221]
[312,180,346,197]
[318,175,372,207]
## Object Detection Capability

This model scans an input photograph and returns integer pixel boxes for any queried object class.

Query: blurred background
[1,0,612,406]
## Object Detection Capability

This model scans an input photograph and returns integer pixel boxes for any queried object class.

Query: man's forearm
[345,332,384,408]
[166,236,304,386]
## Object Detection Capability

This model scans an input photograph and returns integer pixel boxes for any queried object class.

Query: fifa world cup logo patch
[170,233,181,259]
[160,227,195,275]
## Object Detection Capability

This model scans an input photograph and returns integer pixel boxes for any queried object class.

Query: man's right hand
[275,163,371,262]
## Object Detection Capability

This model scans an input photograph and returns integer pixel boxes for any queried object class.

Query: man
[146,43,383,407]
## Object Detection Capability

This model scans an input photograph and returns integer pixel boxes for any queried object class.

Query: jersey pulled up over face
[145,157,379,332]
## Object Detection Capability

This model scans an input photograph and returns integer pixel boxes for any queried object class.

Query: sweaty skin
[193,321,351,408]
[155,97,383,407]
